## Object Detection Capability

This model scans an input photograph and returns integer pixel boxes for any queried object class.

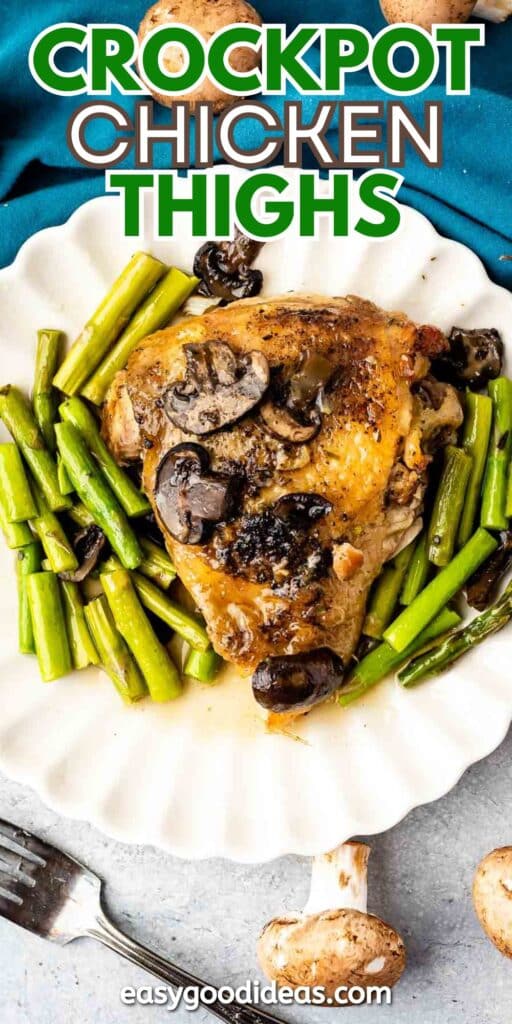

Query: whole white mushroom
[473,847,512,957]
[380,0,512,25]
[379,0,477,28]
[257,842,406,1003]
[138,0,262,114]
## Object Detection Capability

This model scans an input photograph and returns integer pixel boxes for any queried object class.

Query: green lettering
[265,27,320,93]
[324,28,370,92]
[236,173,293,238]
[299,173,349,237]
[141,27,205,94]
[435,26,484,93]
[209,26,261,93]
[158,173,207,235]
[30,25,87,94]
[214,175,232,236]
[107,173,154,235]
[372,27,437,94]
[356,172,402,238]
[90,27,141,92]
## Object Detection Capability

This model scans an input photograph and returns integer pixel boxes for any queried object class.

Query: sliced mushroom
[433,327,504,390]
[164,341,269,435]
[465,530,512,610]
[59,525,106,583]
[193,233,263,302]
[259,401,320,443]
[155,443,239,545]
[260,353,334,444]
[288,353,334,409]
[273,492,332,525]
[252,648,345,713]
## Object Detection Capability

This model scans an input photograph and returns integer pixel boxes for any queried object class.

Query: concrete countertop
[2,727,512,1024]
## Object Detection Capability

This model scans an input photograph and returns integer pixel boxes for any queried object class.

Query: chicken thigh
[102,294,462,710]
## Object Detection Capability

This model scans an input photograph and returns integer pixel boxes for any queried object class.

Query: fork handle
[87,911,283,1024]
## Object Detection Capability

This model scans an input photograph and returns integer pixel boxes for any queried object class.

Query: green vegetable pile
[0,251,221,704]
[1,249,510,715]
[340,374,512,705]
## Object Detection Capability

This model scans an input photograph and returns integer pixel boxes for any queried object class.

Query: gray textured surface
[1,727,512,1024]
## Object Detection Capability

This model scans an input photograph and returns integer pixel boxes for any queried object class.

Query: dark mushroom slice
[193,232,263,302]
[273,492,332,525]
[433,327,504,391]
[259,401,320,443]
[164,341,269,435]
[260,353,334,444]
[155,442,239,545]
[252,649,345,713]
[288,353,334,410]
[465,530,512,611]
[59,524,106,583]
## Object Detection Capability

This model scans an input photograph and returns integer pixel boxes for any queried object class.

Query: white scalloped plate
[1,171,512,862]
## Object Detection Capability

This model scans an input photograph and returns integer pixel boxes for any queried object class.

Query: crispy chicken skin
[103,294,462,674]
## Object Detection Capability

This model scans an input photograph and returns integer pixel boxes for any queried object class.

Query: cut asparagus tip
[303,842,370,916]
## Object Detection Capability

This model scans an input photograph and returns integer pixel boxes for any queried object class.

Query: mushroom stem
[474,0,512,20]
[303,841,370,916]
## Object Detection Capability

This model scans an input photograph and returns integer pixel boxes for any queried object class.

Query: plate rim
[1,185,512,863]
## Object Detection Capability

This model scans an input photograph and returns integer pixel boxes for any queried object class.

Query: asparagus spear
[428,446,472,567]
[100,568,182,701]
[399,579,512,687]
[101,556,208,650]
[31,485,78,575]
[0,492,33,549]
[33,329,62,450]
[55,422,142,569]
[339,607,462,706]
[184,646,221,683]
[481,377,512,531]
[26,572,72,681]
[59,397,149,517]
[16,542,42,654]
[53,253,165,395]
[0,443,37,522]
[132,571,209,651]
[60,580,99,670]
[384,528,498,652]
[139,537,176,590]
[458,392,492,548]
[67,502,94,528]
[84,596,147,704]
[0,386,70,511]
[57,456,74,496]
[82,267,199,405]
[400,532,431,606]
[363,543,414,639]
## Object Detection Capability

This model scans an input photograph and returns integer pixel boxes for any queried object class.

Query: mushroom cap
[257,908,406,1000]
[473,847,512,958]
[379,0,476,28]
[164,341,270,435]
[138,0,262,114]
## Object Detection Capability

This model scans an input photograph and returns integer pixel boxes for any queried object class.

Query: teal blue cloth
[1,1,511,285]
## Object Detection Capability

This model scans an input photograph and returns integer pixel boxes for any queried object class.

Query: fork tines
[0,819,46,907]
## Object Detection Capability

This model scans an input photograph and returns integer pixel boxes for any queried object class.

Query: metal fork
[0,818,283,1024]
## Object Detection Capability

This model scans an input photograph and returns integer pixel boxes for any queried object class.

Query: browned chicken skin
[103,294,462,707]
